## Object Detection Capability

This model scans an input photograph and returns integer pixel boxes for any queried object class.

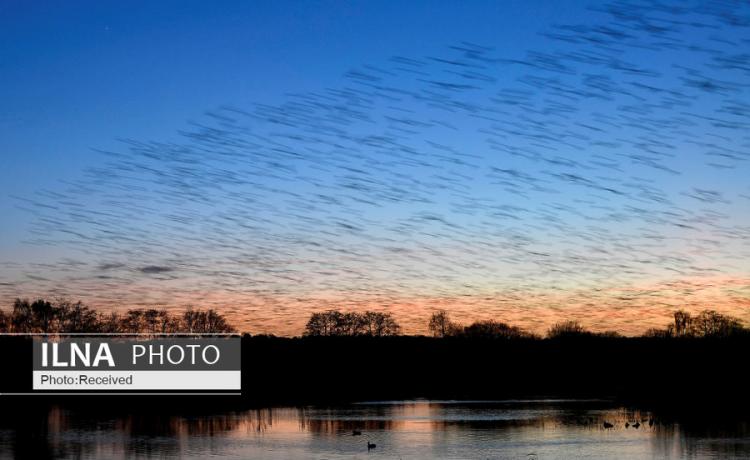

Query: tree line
[0,298,235,333]
[304,310,401,337]
[305,308,748,339]
[644,309,746,338]
[429,309,749,339]
[2,299,746,338]
[427,311,593,339]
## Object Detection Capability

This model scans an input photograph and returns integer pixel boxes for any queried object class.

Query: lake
[1,400,749,459]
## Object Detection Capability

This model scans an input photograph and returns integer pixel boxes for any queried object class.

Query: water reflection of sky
[2,400,749,459]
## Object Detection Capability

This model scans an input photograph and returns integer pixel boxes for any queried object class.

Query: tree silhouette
[547,320,589,339]
[11,299,33,332]
[673,310,692,337]
[182,308,235,333]
[692,310,743,338]
[0,299,235,333]
[462,320,533,339]
[304,310,400,336]
[428,310,461,337]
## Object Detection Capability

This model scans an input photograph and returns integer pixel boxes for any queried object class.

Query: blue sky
[1,0,578,220]
[0,0,594,258]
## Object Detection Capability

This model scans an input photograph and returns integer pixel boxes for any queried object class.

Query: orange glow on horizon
[4,274,747,337]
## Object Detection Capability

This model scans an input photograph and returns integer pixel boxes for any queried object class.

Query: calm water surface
[1,400,749,459]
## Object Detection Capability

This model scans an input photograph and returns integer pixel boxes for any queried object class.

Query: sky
[1,0,749,335]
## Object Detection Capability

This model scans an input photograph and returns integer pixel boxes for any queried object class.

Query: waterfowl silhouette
[367,441,377,450]
[352,430,362,436]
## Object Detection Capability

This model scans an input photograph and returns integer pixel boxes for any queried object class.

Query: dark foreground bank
[1,334,749,412]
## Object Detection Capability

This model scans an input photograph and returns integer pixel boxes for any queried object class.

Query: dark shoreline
[2,335,749,414]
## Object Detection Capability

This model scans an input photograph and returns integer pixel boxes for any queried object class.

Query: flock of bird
[3,0,749,335]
